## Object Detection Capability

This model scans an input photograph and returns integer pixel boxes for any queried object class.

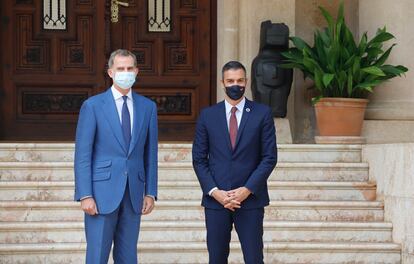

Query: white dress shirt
[111,86,134,133]
[224,97,245,130]
[208,97,246,196]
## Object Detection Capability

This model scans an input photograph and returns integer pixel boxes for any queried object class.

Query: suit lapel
[234,99,252,151]
[128,93,145,156]
[218,102,233,152]
[101,89,128,154]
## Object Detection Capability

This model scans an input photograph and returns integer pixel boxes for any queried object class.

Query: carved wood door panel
[0,0,106,140]
[108,0,216,141]
[0,0,216,141]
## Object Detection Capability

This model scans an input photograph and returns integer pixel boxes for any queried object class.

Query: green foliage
[281,1,408,102]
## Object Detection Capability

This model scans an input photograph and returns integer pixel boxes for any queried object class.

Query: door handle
[111,0,129,23]
[115,1,129,7]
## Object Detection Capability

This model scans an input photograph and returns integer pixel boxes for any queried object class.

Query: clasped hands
[211,187,251,211]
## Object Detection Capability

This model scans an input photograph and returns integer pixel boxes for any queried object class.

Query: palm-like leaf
[282,1,408,102]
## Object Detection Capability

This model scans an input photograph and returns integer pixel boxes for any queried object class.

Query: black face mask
[225,85,245,100]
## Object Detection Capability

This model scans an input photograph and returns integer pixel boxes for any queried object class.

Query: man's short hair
[108,49,137,68]
[222,61,246,79]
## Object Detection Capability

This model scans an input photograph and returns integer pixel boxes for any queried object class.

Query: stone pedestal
[363,144,414,264]
[275,118,293,144]
[315,136,366,145]
[362,121,414,144]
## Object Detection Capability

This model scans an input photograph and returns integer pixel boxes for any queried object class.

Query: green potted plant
[281,1,408,139]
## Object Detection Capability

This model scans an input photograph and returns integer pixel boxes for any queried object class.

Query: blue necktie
[122,95,131,151]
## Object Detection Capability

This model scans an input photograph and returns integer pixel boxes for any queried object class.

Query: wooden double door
[0,0,216,141]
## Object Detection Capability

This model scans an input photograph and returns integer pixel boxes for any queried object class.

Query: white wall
[363,144,414,264]
[359,0,414,143]
[359,0,414,120]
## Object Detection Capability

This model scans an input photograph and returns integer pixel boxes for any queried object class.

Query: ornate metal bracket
[111,0,129,23]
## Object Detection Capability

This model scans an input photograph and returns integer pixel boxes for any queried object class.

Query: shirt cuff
[145,195,155,200]
[208,187,218,196]
[244,186,253,194]
[80,195,92,201]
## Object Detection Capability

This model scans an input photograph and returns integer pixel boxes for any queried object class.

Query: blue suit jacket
[192,98,277,209]
[74,88,158,214]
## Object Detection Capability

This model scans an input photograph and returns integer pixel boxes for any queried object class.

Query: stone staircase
[0,143,401,263]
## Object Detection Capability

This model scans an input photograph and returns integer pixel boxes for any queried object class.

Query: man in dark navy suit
[192,61,277,264]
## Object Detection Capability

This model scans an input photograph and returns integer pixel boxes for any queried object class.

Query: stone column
[359,0,414,143]
[216,0,240,102]
[217,0,296,143]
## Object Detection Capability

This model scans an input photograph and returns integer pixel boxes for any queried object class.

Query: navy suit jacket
[192,98,277,209]
[74,88,158,214]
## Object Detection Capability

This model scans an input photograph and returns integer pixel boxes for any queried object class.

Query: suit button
[124,171,128,176]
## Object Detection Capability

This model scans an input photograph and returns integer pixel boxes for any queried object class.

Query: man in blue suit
[192,61,277,264]
[74,49,158,264]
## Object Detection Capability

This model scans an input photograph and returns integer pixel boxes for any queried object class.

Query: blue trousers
[205,208,265,264]
[84,184,141,264]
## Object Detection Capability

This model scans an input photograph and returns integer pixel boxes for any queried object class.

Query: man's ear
[108,68,114,78]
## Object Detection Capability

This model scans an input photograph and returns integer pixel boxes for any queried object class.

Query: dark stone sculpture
[251,21,293,118]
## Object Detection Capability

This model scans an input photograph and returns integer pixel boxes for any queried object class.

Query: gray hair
[108,49,137,68]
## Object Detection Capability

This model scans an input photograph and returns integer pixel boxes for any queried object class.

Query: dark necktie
[122,95,131,151]
[229,106,238,149]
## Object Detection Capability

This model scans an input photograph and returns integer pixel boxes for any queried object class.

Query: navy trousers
[205,208,265,264]
[84,184,141,264]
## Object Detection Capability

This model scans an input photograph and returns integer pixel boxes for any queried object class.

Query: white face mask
[113,71,136,90]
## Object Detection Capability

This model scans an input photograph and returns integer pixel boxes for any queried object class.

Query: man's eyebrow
[225,78,245,81]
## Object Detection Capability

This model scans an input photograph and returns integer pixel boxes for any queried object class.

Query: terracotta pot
[314,97,369,136]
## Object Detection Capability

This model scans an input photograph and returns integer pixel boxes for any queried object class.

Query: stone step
[0,181,377,201]
[0,221,393,244]
[0,200,384,222]
[0,143,362,163]
[0,161,369,182]
[0,241,401,264]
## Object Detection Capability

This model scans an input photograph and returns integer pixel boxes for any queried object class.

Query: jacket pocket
[93,171,111,181]
[95,160,112,168]
[93,160,112,181]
